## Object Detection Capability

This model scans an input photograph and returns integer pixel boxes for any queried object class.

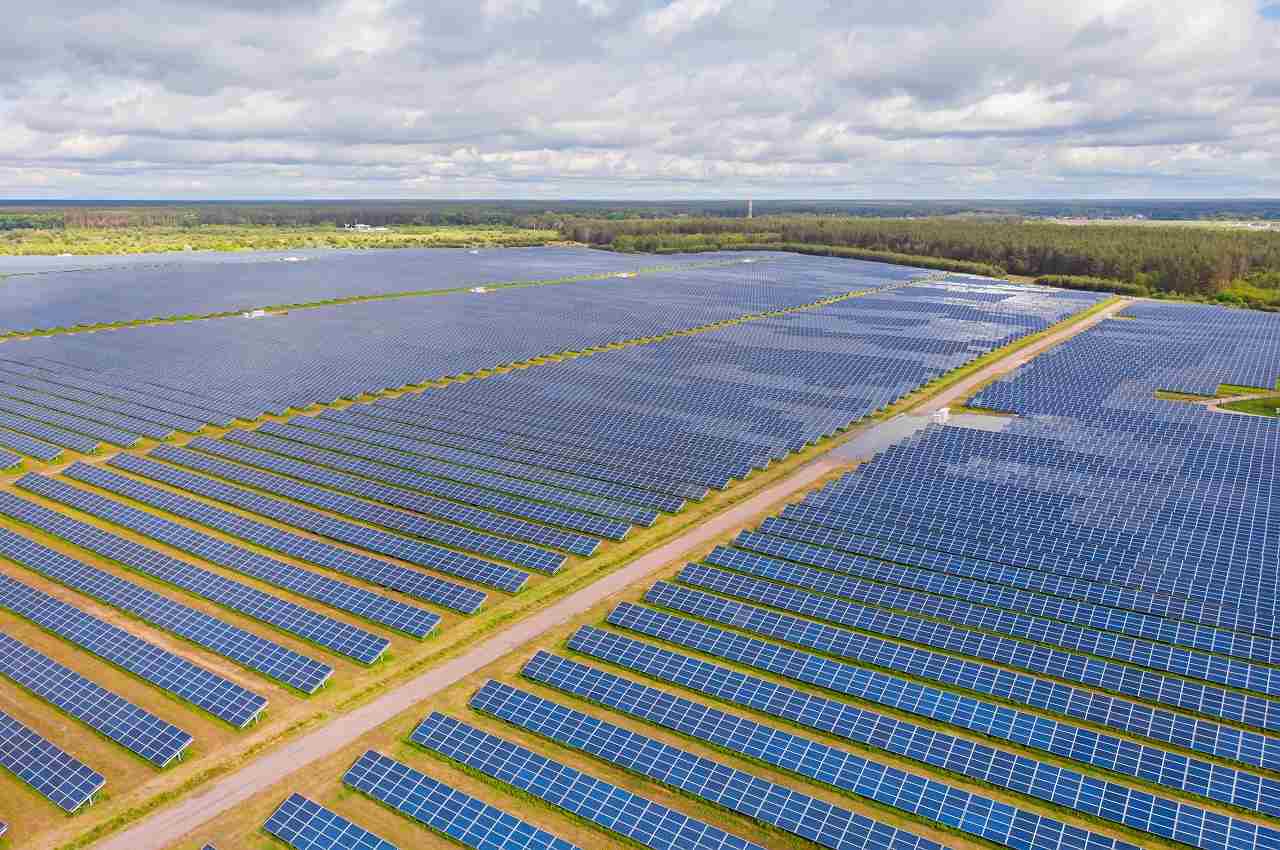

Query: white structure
[242,309,268,319]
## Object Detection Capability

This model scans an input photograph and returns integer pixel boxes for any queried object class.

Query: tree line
[561,216,1280,297]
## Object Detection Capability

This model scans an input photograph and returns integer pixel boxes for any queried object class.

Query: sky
[2,0,1279,200]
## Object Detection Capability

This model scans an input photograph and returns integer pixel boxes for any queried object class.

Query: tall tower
[747,199,753,219]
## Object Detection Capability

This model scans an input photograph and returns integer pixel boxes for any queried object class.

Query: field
[0,245,1275,850]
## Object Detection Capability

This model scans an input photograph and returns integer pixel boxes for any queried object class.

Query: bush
[1032,275,1148,296]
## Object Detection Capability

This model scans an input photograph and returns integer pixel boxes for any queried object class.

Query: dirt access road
[95,296,1132,850]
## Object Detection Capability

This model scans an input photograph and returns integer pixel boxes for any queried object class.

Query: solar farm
[0,245,1274,850]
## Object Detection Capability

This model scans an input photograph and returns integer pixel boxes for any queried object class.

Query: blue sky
[1,0,1277,199]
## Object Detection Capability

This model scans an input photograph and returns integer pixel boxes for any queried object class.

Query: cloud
[0,0,1277,198]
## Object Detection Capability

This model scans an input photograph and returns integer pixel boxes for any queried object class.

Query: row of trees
[561,216,1280,295]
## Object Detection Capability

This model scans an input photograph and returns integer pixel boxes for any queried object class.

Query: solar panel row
[264,794,398,850]
[62,460,487,614]
[0,709,104,813]
[474,678,1143,850]
[344,750,582,850]
[564,626,1280,818]
[603,603,1280,775]
[260,420,652,532]
[223,428,625,541]
[0,513,332,693]
[188,435,600,556]
[0,571,266,728]
[0,631,191,767]
[0,395,140,447]
[149,443,567,574]
[524,648,1280,850]
[0,424,62,462]
[708,534,1277,667]
[412,712,770,850]
[643,581,1280,733]
[18,471,434,642]
[300,411,685,514]
[0,408,99,453]
[676,561,1280,698]
[104,453,532,593]
[321,406,697,508]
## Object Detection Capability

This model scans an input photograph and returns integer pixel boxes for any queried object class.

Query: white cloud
[0,0,1276,197]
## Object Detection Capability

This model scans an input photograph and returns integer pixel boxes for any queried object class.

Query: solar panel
[675,561,1280,697]
[522,651,1280,848]
[272,418,660,527]
[11,476,404,658]
[0,409,99,453]
[0,448,18,469]
[149,443,567,574]
[224,426,625,542]
[564,626,1280,818]
[264,794,398,850]
[602,603,1280,775]
[0,631,192,767]
[0,395,140,447]
[643,581,1280,734]
[0,708,104,813]
[0,425,62,462]
[473,679,1145,850]
[300,411,686,514]
[242,424,633,541]
[60,461,486,615]
[0,382,175,439]
[412,712,769,850]
[0,571,266,728]
[343,750,581,850]
[0,510,333,694]
[103,453,531,593]
[189,435,600,557]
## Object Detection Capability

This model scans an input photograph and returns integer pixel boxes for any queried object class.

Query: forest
[561,216,1280,308]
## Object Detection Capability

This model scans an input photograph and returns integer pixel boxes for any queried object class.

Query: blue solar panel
[16,472,433,643]
[523,650,1280,849]
[0,424,62,462]
[0,394,140,447]
[475,678,1116,850]
[264,794,398,850]
[298,412,685,514]
[187,435,600,556]
[676,561,1280,697]
[344,750,582,850]
[0,502,333,693]
[565,626,1280,818]
[61,461,486,615]
[148,443,567,574]
[603,602,1280,775]
[223,427,625,542]
[643,580,1280,734]
[254,422,640,539]
[103,453,531,593]
[412,712,768,850]
[0,708,104,812]
[0,408,99,453]
[0,571,266,728]
[0,631,191,767]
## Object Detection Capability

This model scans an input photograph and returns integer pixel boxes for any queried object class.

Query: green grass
[1219,396,1280,417]
[0,224,559,256]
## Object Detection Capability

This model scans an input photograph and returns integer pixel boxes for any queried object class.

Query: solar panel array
[0,709,104,813]
[474,677,1143,850]
[343,749,583,850]
[412,712,770,850]
[61,460,487,614]
[0,631,192,767]
[264,793,398,850]
[0,570,266,728]
[16,471,433,643]
[102,453,531,593]
[0,500,332,693]
[0,246,771,335]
